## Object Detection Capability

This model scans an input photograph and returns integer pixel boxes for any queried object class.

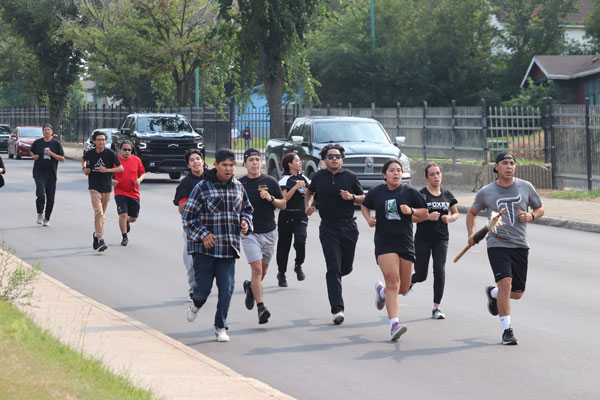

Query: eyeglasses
[326,154,342,160]
[121,148,132,152]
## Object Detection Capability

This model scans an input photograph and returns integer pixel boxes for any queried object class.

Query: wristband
[270,195,275,203]
[352,193,356,201]
[529,212,535,221]
[410,207,414,216]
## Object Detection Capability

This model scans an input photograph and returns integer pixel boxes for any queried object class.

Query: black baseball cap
[493,152,516,173]
[243,148,261,162]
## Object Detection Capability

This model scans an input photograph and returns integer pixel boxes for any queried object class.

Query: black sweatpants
[319,220,359,314]
[412,238,448,305]
[34,173,57,220]
[276,211,308,273]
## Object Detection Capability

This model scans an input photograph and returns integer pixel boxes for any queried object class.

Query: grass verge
[545,189,600,200]
[0,300,155,400]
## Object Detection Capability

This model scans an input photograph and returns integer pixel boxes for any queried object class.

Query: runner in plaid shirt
[182,149,253,342]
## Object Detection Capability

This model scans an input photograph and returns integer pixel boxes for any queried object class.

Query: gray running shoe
[486,286,499,316]
[37,214,43,224]
[432,308,446,319]
[391,322,407,341]
[375,281,385,310]
[502,328,518,345]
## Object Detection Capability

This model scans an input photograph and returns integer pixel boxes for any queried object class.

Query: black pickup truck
[113,113,204,180]
[265,116,410,190]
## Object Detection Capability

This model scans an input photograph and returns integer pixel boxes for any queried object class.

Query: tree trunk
[257,38,285,139]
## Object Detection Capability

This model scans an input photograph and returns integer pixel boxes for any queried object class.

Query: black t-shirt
[239,174,284,233]
[308,168,363,221]
[31,138,64,178]
[363,184,427,255]
[173,172,205,206]
[278,173,309,211]
[83,148,121,193]
[415,187,457,241]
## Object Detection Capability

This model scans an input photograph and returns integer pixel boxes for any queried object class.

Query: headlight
[399,154,410,171]
[18,141,31,148]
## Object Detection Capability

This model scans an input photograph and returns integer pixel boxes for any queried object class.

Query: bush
[0,243,41,306]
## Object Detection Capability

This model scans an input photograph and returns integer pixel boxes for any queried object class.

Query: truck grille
[343,156,396,174]
[145,138,197,155]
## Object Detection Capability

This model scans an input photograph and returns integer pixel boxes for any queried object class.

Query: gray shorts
[241,230,277,264]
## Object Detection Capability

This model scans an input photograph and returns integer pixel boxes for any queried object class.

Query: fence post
[423,101,428,162]
[481,98,488,165]
[371,102,375,118]
[451,99,456,164]
[585,97,592,191]
[542,98,549,164]
[327,104,331,116]
[348,103,352,116]
[396,102,401,143]
[549,98,557,189]
[229,99,235,149]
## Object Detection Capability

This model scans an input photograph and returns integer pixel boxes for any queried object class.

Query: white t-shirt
[231,127,239,139]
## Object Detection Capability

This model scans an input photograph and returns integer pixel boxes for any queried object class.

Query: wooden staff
[454,208,506,263]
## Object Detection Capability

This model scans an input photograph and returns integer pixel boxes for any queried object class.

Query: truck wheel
[268,162,279,180]
[169,172,181,180]
[307,169,315,180]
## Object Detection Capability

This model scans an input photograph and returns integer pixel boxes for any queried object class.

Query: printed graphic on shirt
[427,201,450,211]
[258,184,269,191]
[92,158,107,171]
[385,199,401,220]
[496,194,521,226]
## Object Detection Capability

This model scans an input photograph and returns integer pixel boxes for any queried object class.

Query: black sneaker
[243,280,254,310]
[502,328,518,345]
[121,236,128,246]
[97,239,108,252]
[486,286,499,316]
[93,233,99,250]
[127,221,131,233]
[277,272,288,287]
[258,307,271,324]
[294,265,305,281]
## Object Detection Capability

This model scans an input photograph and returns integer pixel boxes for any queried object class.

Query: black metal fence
[1,99,598,190]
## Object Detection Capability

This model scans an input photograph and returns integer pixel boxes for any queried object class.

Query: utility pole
[370,0,376,103]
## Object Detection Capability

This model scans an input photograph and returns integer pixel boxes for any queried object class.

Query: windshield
[314,121,391,144]
[0,126,11,134]
[137,116,193,134]
[19,127,44,137]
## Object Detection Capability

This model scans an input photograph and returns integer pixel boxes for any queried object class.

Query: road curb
[457,205,600,234]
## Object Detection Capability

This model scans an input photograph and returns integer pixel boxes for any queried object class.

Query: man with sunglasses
[112,140,146,246]
[304,144,364,325]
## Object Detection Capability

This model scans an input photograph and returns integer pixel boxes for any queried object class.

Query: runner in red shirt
[112,140,146,246]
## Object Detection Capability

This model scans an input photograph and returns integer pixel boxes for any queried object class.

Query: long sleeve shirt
[182,168,253,259]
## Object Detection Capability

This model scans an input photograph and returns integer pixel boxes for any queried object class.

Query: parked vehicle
[265,116,411,190]
[83,128,117,155]
[7,126,44,159]
[0,124,11,153]
[113,114,204,180]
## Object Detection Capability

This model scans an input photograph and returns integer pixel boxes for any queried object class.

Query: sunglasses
[326,154,342,160]
[121,148,132,152]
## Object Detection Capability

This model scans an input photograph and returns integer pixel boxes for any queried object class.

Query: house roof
[567,0,593,25]
[520,55,600,87]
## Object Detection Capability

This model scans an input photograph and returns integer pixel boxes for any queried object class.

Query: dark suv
[0,124,11,152]
[114,114,204,179]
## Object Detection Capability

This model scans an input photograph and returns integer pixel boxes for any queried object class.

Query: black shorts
[375,248,415,263]
[115,195,140,218]
[487,247,529,292]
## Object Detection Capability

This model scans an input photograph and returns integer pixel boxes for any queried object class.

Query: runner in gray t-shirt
[466,152,544,346]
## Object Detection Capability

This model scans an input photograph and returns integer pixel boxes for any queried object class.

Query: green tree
[0,0,82,134]
[308,0,495,107]
[584,0,600,51]
[502,78,559,108]
[218,0,325,138]
[135,0,230,107]
[490,0,578,100]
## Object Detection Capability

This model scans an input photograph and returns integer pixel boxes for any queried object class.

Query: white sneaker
[37,214,43,224]
[42,219,50,227]
[215,328,230,342]
[332,311,345,325]
[186,304,199,322]
[432,308,446,320]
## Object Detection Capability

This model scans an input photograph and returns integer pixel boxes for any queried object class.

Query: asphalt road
[1,157,599,400]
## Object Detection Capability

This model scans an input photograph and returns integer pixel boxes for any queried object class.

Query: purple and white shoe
[375,281,385,310]
[390,322,407,341]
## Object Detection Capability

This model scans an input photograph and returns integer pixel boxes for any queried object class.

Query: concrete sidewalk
[9,251,293,400]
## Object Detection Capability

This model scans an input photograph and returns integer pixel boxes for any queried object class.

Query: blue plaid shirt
[182,169,253,259]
